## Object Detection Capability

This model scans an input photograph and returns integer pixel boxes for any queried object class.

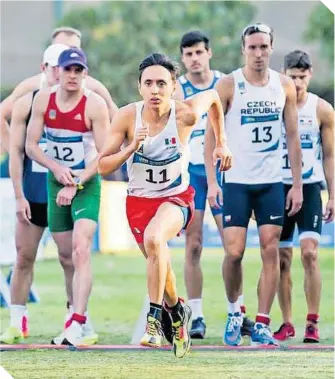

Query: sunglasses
[242,24,272,38]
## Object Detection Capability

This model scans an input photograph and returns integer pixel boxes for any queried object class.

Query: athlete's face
[138,65,176,108]
[285,68,312,96]
[181,42,212,74]
[58,65,87,91]
[242,33,273,72]
[53,32,81,48]
[42,64,59,87]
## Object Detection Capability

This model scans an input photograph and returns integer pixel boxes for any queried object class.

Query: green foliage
[59,1,255,106]
[305,3,334,67]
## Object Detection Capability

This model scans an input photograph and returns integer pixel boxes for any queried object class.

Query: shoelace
[146,319,163,336]
[172,321,184,341]
[227,316,241,332]
[256,325,273,338]
[306,324,316,334]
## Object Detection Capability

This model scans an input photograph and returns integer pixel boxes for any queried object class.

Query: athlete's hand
[286,185,303,217]
[16,197,31,225]
[52,165,76,186]
[56,186,77,207]
[207,183,223,209]
[323,198,334,223]
[213,145,233,171]
[130,123,149,152]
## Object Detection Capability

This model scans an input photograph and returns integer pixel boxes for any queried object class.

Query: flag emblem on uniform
[238,82,245,90]
[185,87,193,96]
[165,137,176,145]
[49,109,56,120]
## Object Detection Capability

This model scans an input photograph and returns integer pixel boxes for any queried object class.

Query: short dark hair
[242,23,273,46]
[180,30,210,53]
[138,53,180,82]
[284,50,312,71]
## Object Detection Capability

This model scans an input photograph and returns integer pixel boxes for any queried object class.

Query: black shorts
[280,183,322,247]
[29,201,48,228]
[222,182,284,228]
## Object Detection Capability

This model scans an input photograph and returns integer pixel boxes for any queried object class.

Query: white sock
[10,305,26,329]
[188,299,204,320]
[238,295,244,307]
[228,301,240,314]
[68,305,74,315]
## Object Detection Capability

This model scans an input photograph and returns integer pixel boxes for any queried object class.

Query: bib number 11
[146,169,170,184]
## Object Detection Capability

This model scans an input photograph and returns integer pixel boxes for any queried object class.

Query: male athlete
[174,30,253,339]
[98,53,232,357]
[26,48,110,346]
[0,26,117,153]
[0,44,70,344]
[273,50,334,343]
[205,23,303,345]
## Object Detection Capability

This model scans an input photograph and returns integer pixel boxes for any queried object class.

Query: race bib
[132,153,182,190]
[32,141,48,173]
[48,136,85,170]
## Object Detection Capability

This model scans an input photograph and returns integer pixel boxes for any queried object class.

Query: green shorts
[47,172,101,232]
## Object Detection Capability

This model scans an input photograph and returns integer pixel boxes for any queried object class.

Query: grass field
[0,248,334,378]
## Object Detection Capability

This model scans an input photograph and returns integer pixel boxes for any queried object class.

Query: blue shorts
[280,182,322,247]
[189,171,223,216]
[222,182,284,228]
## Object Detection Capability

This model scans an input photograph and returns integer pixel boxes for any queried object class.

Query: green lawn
[1,248,334,378]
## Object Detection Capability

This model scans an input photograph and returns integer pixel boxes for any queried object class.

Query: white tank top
[178,71,224,170]
[224,68,286,184]
[282,93,324,184]
[127,101,190,198]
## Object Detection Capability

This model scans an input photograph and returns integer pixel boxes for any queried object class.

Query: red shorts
[126,186,195,243]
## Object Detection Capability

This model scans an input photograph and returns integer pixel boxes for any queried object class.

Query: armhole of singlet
[135,101,144,130]
[225,70,237,117]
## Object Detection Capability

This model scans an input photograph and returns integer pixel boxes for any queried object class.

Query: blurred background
[0,1,334,257]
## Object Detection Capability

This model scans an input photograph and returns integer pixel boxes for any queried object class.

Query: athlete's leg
[0,220,44,344]
[184,173,206,329]
[52,231,74,306]
[278,247,294,324]
[141,202,192,357]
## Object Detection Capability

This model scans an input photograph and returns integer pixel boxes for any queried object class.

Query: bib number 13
[252,126,272,143]
[146,168,170,184]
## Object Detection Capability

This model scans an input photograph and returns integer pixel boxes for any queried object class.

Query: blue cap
[58,48,88,70]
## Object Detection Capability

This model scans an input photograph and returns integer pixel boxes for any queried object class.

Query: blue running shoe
[251,322,279,346]
[223,312,242,346]
[190,317,206,339]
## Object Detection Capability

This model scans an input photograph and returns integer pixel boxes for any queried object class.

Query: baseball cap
[58,48,88,70]
[43,44,69,67]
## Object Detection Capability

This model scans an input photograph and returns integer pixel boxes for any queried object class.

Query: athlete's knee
[15,242,36,271]
[143,231,164,257]
[58,249,73,271]
[72,235,92,263]
[186,231,203,264]
[301,240,318,269]
[279,248,293,272]
[261,241,279,264]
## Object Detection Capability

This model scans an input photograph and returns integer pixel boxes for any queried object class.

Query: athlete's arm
[0,75,40,153]
[98,105,147,176]
[76,93,110,185]
[282,75,303,216]
[26,90,75,186]
[9,93,33,224]
[85,76,118,122]
[318,98,334,222]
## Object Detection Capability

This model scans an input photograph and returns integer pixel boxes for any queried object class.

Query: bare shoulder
[175,100,197,127]
[317,96,334,116]
[215,73,234,97]
[32,87,51,111]
[87,91,107,107]
[12,92,34,117]
[85,75,101,90]
[12,74,42,100]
